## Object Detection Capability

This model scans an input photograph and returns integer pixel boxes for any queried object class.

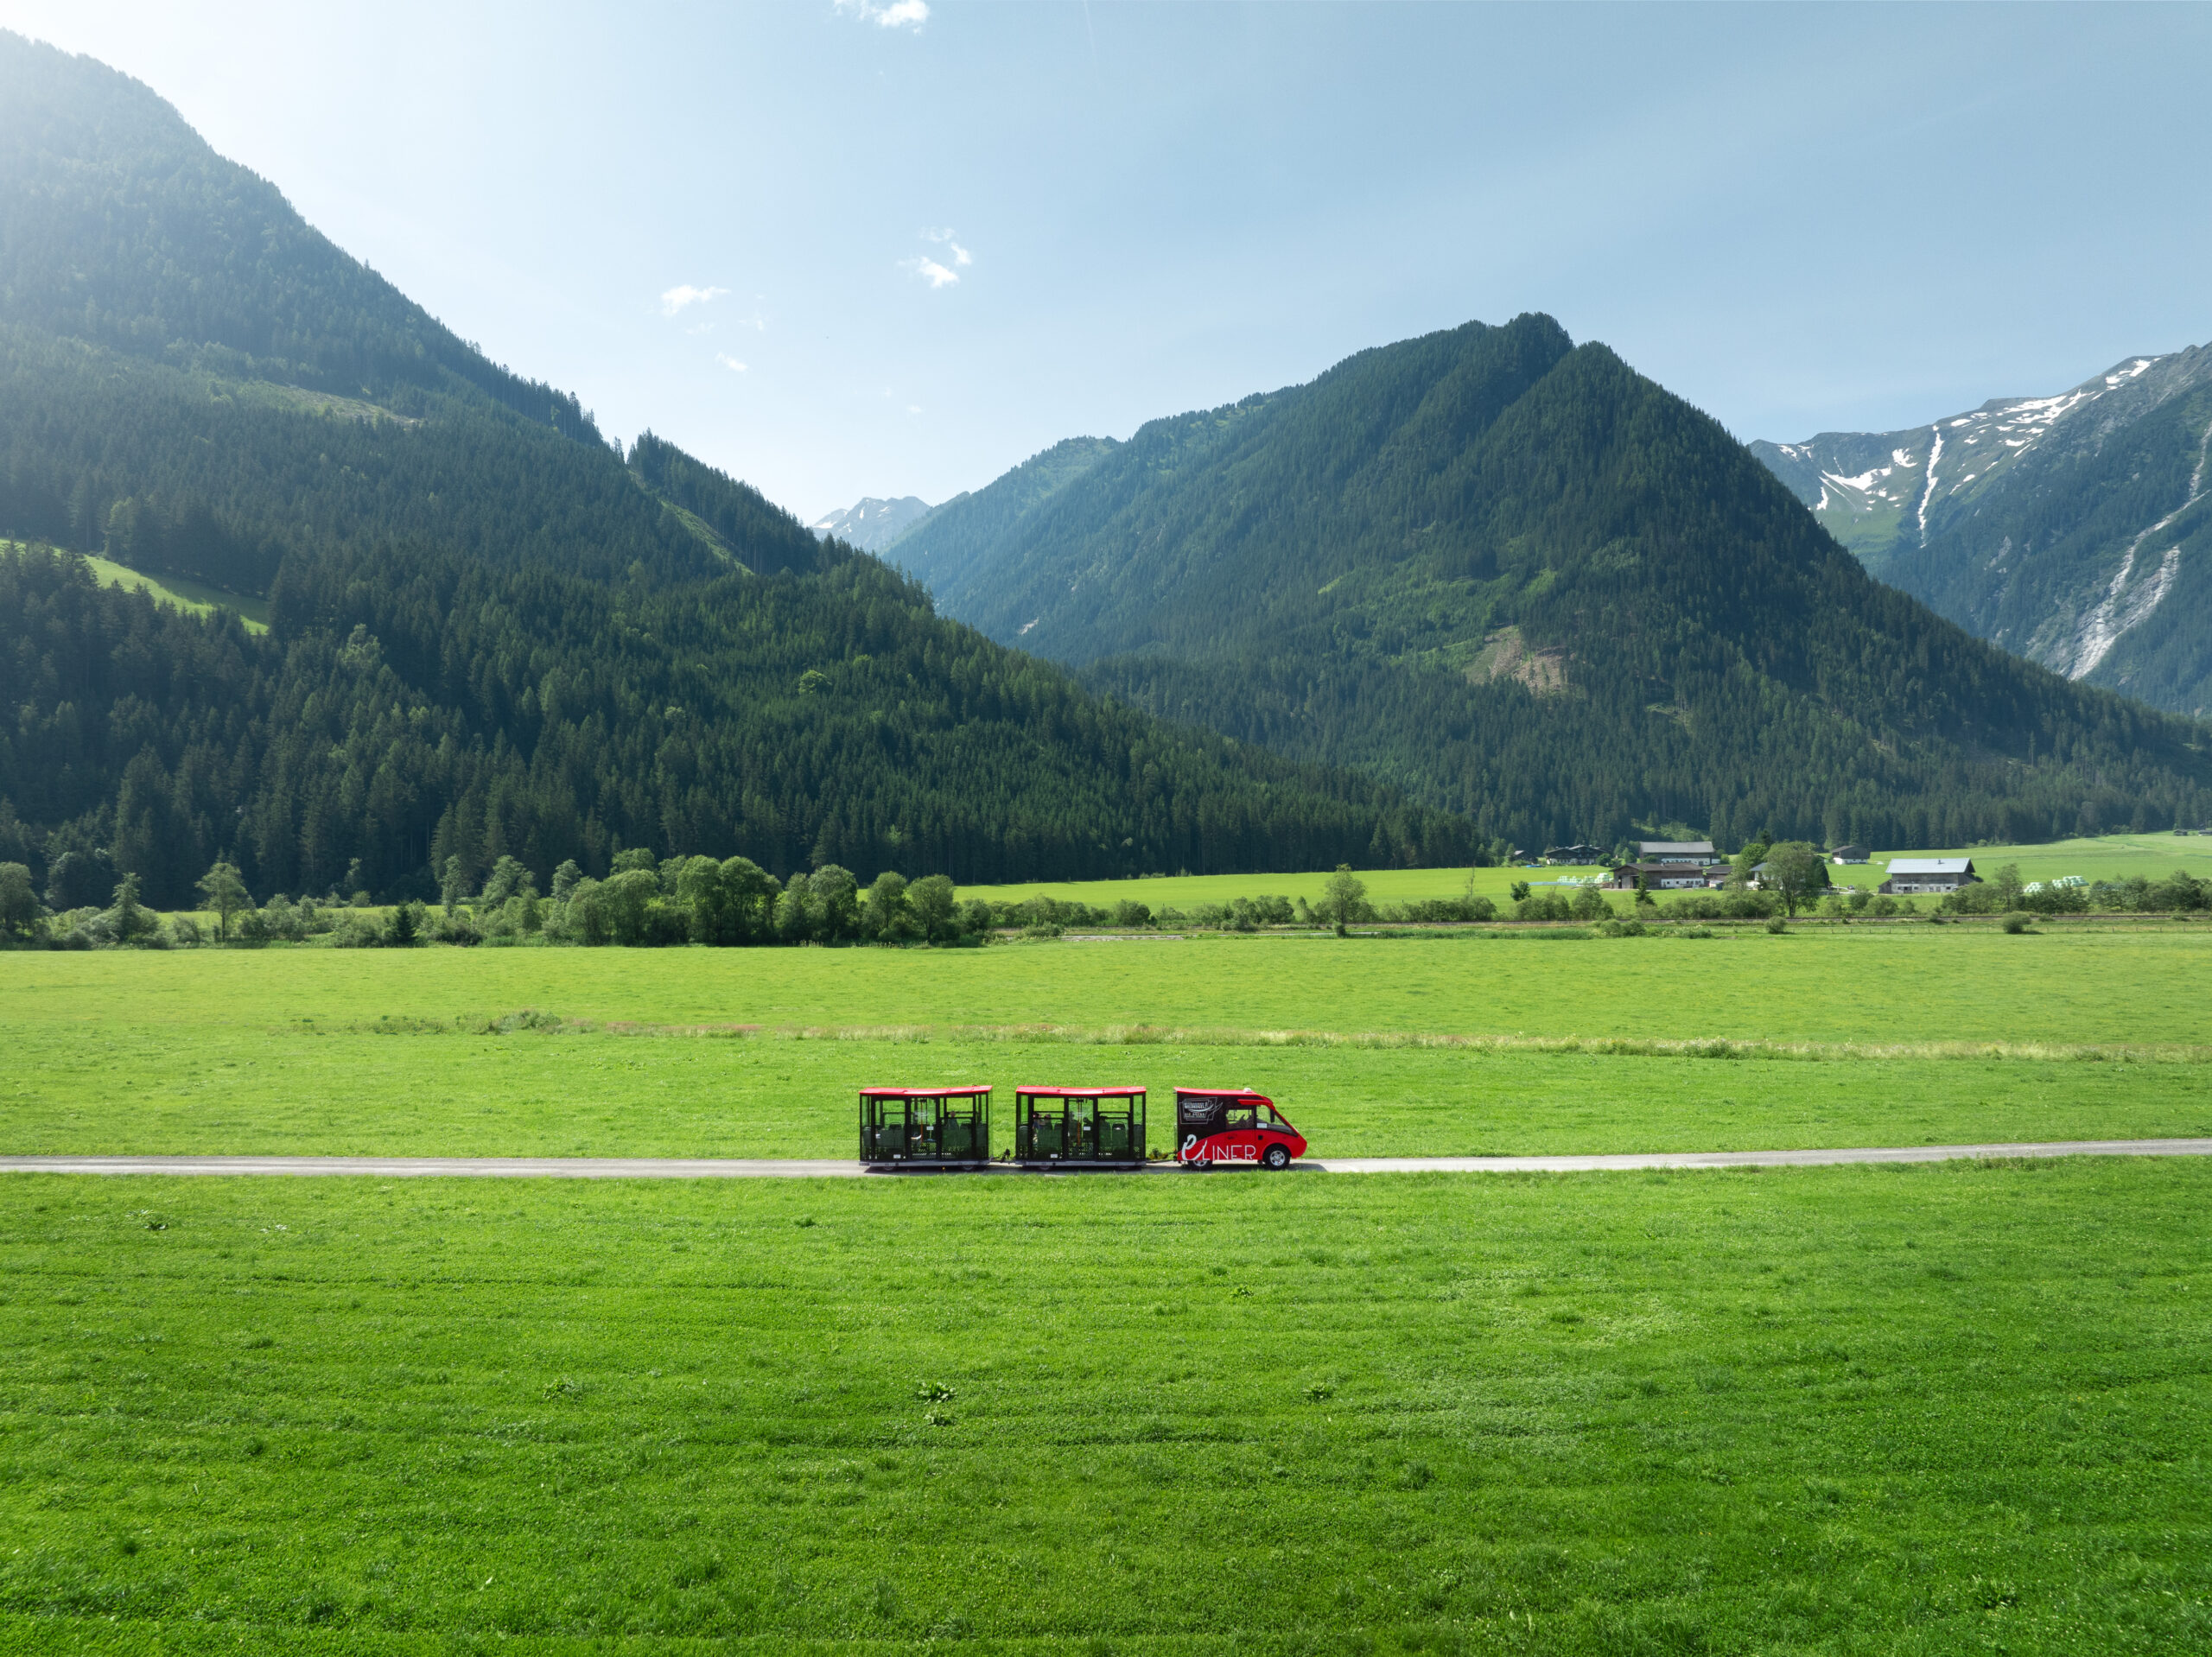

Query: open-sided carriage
[1014,1087,1147,1167]
[1174,1088,1306,1169]
[858,1085,993,1169]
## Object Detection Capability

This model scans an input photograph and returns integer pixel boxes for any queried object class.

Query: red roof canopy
[1015,1086,1146,1099]
[1175,1087,1268,1101]
[858,1085,992,1099]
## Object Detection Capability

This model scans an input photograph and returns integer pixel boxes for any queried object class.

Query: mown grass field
[10,929,2212,1160]
[11,924,2212,1043]
[76,553,270,632]
[4,1160,2208,1654]
[961,833,2212,910]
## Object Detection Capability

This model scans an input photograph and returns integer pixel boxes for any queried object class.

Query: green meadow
[10,924,2212,1654]
[8,927,2212,1160]
[77,553,270,632]
[961,832,2212,910]
[3,1160,2209,1654]
[15,924,2212,1045]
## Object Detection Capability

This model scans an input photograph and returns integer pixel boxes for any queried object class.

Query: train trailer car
[859,1086,993,1169]
[1174,1088,1306,1170]
[1014,1087,1147,1168]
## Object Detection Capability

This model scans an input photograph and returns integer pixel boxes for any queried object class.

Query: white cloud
[659,284,728,316]
[901,256,960,289]
[907,405,924,415]
[715,353,748,373]
[836,0,928,29]
[922,226,974,265]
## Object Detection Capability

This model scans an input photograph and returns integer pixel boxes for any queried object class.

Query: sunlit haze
[3,0,2207,521]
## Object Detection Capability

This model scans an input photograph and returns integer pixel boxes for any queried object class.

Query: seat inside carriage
[1014,1087,1146,1164]
[858,1086,991,1165]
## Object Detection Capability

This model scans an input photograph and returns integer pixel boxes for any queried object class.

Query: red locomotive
[1173,1087,1306,1170]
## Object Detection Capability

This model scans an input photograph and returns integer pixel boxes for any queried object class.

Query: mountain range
[0,32,1469,905]
[1752,346,2212,714]
[882,315,2212,852]
[3,30,2209,909]
[808,495,934,552]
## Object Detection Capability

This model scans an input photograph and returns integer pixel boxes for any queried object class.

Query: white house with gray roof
[1879,858,1980,895]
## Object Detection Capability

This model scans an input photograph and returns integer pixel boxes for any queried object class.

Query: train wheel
[1262,1146,1291,1171]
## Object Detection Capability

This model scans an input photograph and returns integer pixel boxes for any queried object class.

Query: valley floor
[8,928,2210,1653]
[3,1164,2206,1654]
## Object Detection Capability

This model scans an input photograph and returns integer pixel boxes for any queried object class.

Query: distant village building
[1879,857,1980,895]
[1542,843,1605,864]
[1827,844,1870,864]
[1637,840,1720,866]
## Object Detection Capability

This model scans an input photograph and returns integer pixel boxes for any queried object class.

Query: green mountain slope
[0,33,1471,903]
[1752,346,2212,715]
[888,435,1119,595]
[909,316,2212,850]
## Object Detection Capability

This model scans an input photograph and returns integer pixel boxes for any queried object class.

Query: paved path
[3,1139,2209,1179]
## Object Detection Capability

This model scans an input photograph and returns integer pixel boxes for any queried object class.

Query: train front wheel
[1262,1146,1291,1171]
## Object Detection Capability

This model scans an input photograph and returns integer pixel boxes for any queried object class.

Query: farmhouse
[1637,840,1720,866]
[1828,844,1870,864]
[1879,857,1980,895]
[1607,861,1726,892]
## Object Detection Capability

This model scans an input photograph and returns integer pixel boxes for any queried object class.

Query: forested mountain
[1752,346,2212,715]
[809,495,934,552]
[0,33,1470,905]
[908,315,2212,850]
[889,435,1118,594]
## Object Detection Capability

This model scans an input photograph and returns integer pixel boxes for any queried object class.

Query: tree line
[0,544,1477,910]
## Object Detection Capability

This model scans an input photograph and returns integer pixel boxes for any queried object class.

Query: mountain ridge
[1752,345,2212,714]
[895,316,2212,850]
[0,32,1475,904]
[809,495,934,552]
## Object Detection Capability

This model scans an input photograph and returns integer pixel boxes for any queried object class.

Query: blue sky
[5,1,2209,522]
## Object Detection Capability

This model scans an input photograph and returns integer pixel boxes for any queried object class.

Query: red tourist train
[855,1085,1306,1170]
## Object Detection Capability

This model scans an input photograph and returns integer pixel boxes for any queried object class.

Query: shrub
[330,914,380,949]
[1765,917,1789,935]
[1662,888,1777,921]
[1109,898,1154,929]
[1384,895,1498,924]
[2001,911,2031,934]
[429,909,484,946]
[1512,891,1573,923]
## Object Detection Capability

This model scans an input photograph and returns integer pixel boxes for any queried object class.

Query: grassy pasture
[9,929,2212,1161]
[3,1161,2208,1654]
[12,1024,2212,1159]
[11,924,2212,1045]
[960,833,2212,910]
[78,553,270,632]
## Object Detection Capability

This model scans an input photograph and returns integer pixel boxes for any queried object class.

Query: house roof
[1885,858,1975,875]
[1638,840,1715,855]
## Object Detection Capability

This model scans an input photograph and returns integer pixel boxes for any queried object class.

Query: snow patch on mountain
[810,495,935,553]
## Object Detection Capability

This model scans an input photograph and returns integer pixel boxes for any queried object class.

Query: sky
[3,1,2209,523]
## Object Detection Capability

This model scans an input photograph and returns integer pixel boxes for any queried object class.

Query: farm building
[1879,858,1980,895]
[1637,840,1720,866]
[1828,845,1870,864]
[1607,861,1726,892]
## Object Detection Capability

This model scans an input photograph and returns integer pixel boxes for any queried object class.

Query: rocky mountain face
[808,495,933,552]
[1753,346,2212,714]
